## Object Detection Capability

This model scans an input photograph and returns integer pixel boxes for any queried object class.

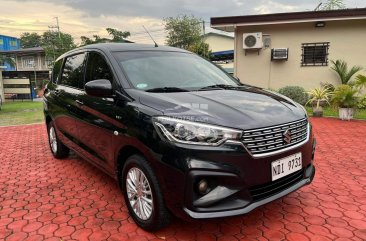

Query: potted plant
[331,85,359,120]
[306,87,332,117]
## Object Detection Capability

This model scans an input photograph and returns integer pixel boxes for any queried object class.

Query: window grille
[301,42,329,66]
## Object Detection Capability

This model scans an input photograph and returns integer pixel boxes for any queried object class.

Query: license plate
[271,152,302,181]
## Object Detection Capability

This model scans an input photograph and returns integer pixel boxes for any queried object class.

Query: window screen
[60,53,86,88]
[301,42,329,66]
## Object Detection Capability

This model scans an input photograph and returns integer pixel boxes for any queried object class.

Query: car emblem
[283,129,292,144]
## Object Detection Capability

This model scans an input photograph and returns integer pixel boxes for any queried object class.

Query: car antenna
[142,25,158,47]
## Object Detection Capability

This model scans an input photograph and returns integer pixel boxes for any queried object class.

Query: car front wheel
[121,154,170,231]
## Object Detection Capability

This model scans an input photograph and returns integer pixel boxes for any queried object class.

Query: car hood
[126,88,307,130]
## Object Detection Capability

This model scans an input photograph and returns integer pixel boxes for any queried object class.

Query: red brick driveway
[0,118,366,241]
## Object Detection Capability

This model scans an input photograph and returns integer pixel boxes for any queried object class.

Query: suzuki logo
[283,129,292,144]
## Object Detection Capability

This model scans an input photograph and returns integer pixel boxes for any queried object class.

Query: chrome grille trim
[241,119,309,157]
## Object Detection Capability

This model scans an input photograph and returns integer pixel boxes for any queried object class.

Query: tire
[121,154,170,231]
[47,121,70,159]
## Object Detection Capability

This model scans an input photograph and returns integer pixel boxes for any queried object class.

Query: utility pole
[48,17,63,50]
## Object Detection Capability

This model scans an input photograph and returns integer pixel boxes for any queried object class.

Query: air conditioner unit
[271,48,289,61]
[243,32,263,49]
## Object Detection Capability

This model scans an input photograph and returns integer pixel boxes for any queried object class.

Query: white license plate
[271,152,302,181]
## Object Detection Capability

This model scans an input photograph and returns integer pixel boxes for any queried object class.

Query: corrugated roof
[0,46,44,54]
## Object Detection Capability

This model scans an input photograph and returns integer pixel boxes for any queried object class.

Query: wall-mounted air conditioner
[271,48,289,61]
[243,32,263,49]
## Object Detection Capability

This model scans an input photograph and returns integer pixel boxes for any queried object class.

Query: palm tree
[330,60,362,85]
[354,74,366,90]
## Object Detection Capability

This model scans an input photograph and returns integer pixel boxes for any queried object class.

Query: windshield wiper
[145,87,190,93]
[198,84,238,90]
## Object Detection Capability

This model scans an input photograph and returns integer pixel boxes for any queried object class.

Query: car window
[60,53,86,89]
[52,59,63,83]
[84,52,114,87]
[113,51,238,90]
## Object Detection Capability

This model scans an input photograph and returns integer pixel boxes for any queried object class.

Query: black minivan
[44,43,316,231]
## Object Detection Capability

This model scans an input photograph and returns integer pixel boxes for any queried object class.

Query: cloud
[254,0,300,14]
[0,0,365,44]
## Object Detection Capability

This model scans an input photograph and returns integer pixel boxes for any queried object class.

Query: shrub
[357,95,366,109]
[331,85,359,108]
[320,82,335,92]
[278,86,308,105]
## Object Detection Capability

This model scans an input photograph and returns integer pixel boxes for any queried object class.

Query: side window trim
[52,58,64,84]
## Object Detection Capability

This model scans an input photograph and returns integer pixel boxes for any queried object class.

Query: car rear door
[51,52,87,151]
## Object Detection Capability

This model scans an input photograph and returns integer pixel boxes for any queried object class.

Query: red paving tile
[0,117,366,240]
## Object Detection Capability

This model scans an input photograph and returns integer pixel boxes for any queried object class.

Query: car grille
[241,118,308,156]
[249,169,304,201]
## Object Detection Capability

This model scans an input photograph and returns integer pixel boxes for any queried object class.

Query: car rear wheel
[47,121,70,159]
[121,154,170,231]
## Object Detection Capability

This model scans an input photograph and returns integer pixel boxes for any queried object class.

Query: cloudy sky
[0,0,364,44]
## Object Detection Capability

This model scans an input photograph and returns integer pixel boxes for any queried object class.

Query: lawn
[0,101,44,126]
[306,106,366,120]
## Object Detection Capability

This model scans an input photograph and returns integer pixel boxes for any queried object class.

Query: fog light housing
[197,179,210,195]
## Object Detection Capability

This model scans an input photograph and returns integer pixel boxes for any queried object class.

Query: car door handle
[75,100,84,106]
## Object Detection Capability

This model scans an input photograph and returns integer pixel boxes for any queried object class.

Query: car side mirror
[85,79,113,97]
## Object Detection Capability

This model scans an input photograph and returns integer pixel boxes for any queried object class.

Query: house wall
[0,35,20,71]
[204,34,234,52]
[234,19,366,90]
[204,34,235,71]
[15,53,50,71]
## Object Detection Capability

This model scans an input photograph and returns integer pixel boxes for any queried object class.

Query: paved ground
[0,118,365,241]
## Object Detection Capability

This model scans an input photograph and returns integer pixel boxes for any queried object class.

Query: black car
[44,43,316,231]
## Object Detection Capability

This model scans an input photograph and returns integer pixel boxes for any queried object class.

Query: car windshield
[113,51,239,91]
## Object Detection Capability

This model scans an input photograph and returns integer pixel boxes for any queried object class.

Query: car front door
[73,51,121,173]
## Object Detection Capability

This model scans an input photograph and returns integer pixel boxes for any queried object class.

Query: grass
[306,106,366,120]
[0,101,44,126]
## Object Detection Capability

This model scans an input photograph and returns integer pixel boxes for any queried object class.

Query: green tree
[80,28,131,46]
[106,28,130,41]
[188,41,211,59]
[20,32,42,48]
[164,15,209,57]
[321,0,346,10]
[0,54,15,68]
[41,31,76,62]
[330,60,362,85]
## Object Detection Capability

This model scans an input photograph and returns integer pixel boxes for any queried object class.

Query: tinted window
[85,52,113,86]
[113,51,238,90]
[52,59,63,83]
[60,53,86,88]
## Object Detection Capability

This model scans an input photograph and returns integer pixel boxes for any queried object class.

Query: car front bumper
[152,128,316,220]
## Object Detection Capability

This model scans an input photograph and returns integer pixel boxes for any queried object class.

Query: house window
[0,39,3,45]
[22,56,35,69]
[9,40,17,47]
[301,42,329,66]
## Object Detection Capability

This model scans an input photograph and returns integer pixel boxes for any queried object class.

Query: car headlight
[153,116,242,146]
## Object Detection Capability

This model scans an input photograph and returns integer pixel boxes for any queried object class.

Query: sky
[0,0,365,45]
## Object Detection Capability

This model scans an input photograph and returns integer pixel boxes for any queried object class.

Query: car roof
[57,43,190,61]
